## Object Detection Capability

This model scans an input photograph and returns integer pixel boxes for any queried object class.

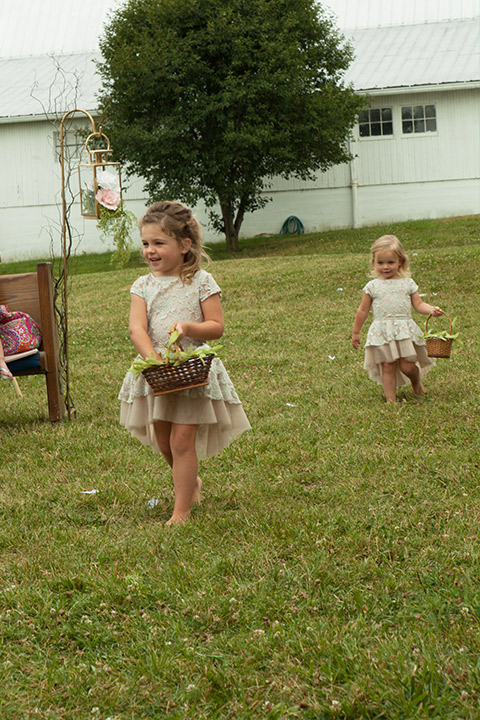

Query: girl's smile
[374,250,400,279]
[141,224,191,277]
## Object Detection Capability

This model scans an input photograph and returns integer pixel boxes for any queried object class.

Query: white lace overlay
[363,277,425,347]
[118,269,250,458]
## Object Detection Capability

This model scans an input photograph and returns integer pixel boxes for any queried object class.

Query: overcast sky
[0,0,478,57]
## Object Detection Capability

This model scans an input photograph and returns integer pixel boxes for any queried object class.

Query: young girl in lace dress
[119,202,250,524]
[352,235,443,403]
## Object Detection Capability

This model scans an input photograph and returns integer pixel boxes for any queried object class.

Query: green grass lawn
[1,217,479,719]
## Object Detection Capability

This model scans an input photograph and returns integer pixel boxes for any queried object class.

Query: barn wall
[0,85,478,261]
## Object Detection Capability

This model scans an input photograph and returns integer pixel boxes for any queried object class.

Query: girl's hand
[431,306,443,317]
[169,321,190,341]
[352,332,361,349]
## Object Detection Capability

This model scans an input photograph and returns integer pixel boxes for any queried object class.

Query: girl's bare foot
[412,379,426,397]
[192,476,202,504]
[166,512,190,526]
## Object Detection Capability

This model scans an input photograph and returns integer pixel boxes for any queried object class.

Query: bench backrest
[0,272,42,327]
[0,262,65,422]
[0,263,60,364]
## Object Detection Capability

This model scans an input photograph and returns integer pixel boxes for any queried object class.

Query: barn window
[358,108,393,137]
[401,105,437,134]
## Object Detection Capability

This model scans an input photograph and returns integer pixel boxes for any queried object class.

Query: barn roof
[345,17,480,92]
[0,16,478,121]
[0,53,101,121]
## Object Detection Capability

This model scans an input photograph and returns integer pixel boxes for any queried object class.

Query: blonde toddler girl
[352,235,443,403]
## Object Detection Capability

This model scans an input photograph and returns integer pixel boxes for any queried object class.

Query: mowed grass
[1,217,479,719]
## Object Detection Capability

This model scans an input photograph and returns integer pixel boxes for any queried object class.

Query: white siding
[0,10,478,260]
[352,89,479,186]
[0,118,151,262]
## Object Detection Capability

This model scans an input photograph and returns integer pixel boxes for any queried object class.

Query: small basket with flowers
[128,330,222,395]
[423,312,459,358]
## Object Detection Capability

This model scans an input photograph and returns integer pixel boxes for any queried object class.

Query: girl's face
[374,249,401,279]
[141,224,191,277]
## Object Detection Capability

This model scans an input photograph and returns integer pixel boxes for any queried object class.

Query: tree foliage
[97,0,363,251]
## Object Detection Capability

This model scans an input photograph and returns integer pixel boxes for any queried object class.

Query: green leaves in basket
[422,316,459,342]
[128,338,223,375]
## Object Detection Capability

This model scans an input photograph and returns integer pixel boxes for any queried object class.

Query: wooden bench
[0,262,66,422]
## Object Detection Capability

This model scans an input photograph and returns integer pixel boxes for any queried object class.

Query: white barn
[243,15,480,237]
[0,1,478,261]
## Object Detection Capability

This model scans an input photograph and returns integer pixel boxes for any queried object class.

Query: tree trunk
[220,201,239,252]
[220,199,246,253]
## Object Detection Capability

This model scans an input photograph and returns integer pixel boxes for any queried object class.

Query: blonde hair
[369,234,410,277]
[139,201,210,282]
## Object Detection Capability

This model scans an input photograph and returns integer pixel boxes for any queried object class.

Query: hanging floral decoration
[79,131,137,267]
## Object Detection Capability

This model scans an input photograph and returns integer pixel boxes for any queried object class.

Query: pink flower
[96,188,120,211]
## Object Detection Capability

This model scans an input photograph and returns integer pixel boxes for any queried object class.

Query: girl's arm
[170,293,224,341]
[411,292,442,316]
[129,294,162,361]
[352,292,372,348]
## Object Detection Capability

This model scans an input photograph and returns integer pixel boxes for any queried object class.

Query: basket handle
[425,310,452,335]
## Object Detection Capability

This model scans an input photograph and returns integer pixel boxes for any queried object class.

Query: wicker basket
[425,312,453,358]
[142,353,214,395]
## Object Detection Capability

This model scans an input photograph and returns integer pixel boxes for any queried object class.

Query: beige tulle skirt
[119,355,251,459]
[120,393,250,459]
[364,338,435,386]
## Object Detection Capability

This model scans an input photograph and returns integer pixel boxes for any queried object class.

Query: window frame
[358,107,394,140]
[401,104,437,136]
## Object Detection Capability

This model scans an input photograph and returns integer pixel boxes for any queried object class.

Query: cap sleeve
[199,271,222,302]
[409,278,419,294]
[362,280,375,297]
[130,275,147,299]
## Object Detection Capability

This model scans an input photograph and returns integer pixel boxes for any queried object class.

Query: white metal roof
[0,15,478,121]
[345,17,480,91]
[0,0,121,58]
[323,0,480,30]
[0,53,101,121]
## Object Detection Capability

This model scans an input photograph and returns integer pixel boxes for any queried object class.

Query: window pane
[402,106,412,120]
[383,122,393,135]
[358,110,369,124]
[425,105,436,118]
[414,119,425,133]
[381,108,392,121]
[426,118,437,132]
[403,120,413,133]
[371,123,381,136]
[359,124,370,137]
[370,109,381,122]
[414,105,425,119]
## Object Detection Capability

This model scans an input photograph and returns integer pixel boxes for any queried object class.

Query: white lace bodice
[130,269,221,352]
[119,268,241,403]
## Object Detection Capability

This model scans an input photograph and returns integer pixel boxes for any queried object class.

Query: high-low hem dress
[363,277,435,387]
[118,270,251,459]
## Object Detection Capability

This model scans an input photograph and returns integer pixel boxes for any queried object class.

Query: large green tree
[97,0,363,251]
